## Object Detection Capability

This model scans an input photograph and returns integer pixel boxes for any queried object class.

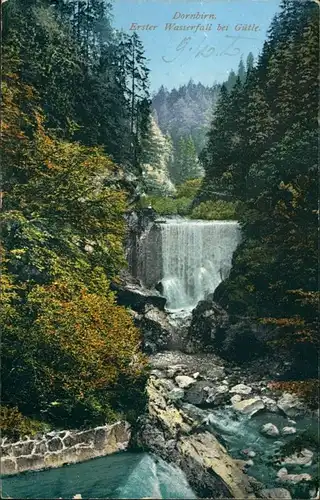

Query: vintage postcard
[1,0,318,498]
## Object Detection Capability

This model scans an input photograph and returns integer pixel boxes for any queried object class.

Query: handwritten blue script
[162,35,261,63]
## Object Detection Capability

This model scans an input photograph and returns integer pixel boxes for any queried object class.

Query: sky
[112,0,281,93]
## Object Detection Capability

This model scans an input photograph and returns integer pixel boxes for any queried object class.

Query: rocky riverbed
[134,351,319,500]
[110,271,318,499]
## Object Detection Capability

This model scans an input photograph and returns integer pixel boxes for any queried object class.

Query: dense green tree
[225,69,237,92]
[117,31,151,174]
[200,0,318,373]
[170,135,203,185]
[237,58,246,83]
[246,52,254,73]
[199,84,233,197]
[2,0,151,175]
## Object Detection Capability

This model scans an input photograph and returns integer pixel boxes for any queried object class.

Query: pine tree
[118,31,151,174]
[2,0,150,174]
[141,116,175,195]
[200,0,318,373]
[201,84,233,197]
[225,69,237,92]
[237,58,246,83]
[171,135,203,185]
[246,52,254,73]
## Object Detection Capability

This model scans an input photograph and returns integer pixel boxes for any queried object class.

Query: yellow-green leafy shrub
[176,178,202,199]
[191,200,237,220]
[1,406,50,439]
[139,195,192,216]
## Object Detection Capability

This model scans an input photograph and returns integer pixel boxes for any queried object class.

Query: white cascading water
[160,219,241,311]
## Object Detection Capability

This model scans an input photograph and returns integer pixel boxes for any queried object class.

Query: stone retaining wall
[1,420,131,476]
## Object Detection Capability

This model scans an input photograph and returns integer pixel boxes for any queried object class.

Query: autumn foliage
[1,73,148,429]
[0,406,49,439]
[268,380,319,409]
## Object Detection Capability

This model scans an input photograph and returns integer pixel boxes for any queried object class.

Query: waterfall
[160,219,241,310]
[131,218,241,312]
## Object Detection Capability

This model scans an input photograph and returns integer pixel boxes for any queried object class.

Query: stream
[203,408,318,497]
[1,452,196,499]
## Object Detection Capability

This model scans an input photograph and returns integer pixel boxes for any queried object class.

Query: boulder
[176,432,257,498]
[280,449,313,467]
[277,392,305,417]
[210,315,271,362]
[184,381,214,405]
[232,397,265,417]
[205,385,230,406]
[277,467,312,484]
[133,305,174,353]
[185,296,229,353]
[259,488,292,499]
[230,384,252,395]
[260,423,280,438]
[231,394,242,404]
[214,385,230,395]
[175,375,196,389]
[168,388,185,402]
[242,449,256,458]
[180,403,209,426]
[261,397,278,413]
[184,382,229,406]
[155,378,176,393]
[281,427,296,436]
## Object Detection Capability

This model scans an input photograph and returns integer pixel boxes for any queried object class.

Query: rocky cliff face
[111,270,173,354]
[185,294,229,353]
[125,209,163,289]
[130,305,175,354]
[185,294,282,366]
